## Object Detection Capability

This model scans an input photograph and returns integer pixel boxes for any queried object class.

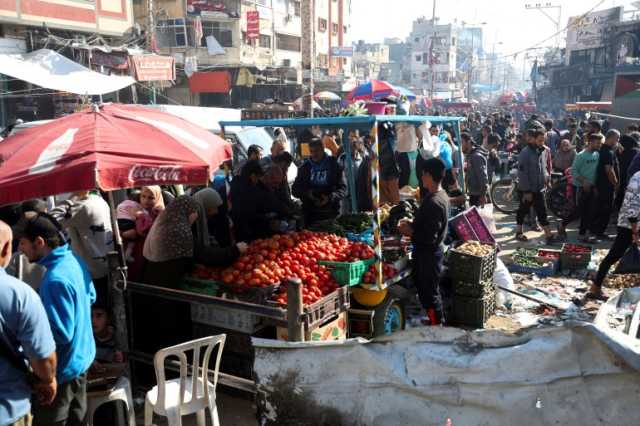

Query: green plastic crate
[318,258,376,286]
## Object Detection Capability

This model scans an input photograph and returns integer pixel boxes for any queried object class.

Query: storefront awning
[0,49,135,95]
[188,71,231,93]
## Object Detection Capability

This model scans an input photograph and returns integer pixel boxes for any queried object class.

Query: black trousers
[516,191,549,226]
[594,227,633,288]
[561,186,596,235]
[32,373,87,426]
[469,194,481,207]
[592,187,615,236]
[412,249,445,320]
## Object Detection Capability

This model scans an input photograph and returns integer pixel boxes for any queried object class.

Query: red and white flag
[193,16,204,47]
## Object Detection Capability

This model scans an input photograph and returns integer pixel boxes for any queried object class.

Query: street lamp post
[461,21,486,102]
[489,41,503,93]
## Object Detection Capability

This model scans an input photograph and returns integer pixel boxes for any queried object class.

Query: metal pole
[343,127,358,212]
[107,191,130,370]
[369,122,383,289]
[286,278,305,341]
[468,31,474,101]
[454,119,465,192]
[301,0,315,118]
[489,43,496,91]
[147,0,155,51]
[430,0,437,100]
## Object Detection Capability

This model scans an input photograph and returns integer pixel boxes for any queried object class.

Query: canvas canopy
[0,49,135,95]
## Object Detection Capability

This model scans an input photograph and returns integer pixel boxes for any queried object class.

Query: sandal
[515,233,528,242]
[556,224,567,238]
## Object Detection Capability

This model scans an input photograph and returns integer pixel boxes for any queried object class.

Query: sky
[350,0,639,58]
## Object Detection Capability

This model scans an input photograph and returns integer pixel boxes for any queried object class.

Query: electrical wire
[489,0,607,62]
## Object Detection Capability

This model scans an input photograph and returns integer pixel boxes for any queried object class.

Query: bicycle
[490,159,574,220]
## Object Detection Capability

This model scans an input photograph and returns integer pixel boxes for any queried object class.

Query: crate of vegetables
[508,248,558,277]
[361,262,399,285]
[560,243,593,270]
[448,241,497,283]
[454,279,496,298]
[318,258,376,286]
[303,286,351,330]
[452,293,495,328]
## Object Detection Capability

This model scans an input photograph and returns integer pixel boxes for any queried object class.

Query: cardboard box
[277,312,347,342]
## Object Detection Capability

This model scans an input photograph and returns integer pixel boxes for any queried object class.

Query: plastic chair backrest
[152,335,226,413]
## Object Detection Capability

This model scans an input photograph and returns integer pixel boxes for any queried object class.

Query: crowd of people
[461,110,640,301]
[5,104,640,424]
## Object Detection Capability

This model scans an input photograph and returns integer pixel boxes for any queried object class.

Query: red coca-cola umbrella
[0,103,232,206]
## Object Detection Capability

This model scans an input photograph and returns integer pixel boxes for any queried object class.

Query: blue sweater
[38,244,96,383]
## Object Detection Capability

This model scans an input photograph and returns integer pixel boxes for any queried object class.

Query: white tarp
[0,49,135,95]
[253,323,640,426]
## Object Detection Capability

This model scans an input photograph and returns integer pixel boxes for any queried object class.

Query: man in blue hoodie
[18,213,96,426]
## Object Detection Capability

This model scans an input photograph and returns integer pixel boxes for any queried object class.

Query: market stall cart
[221,114,465,337]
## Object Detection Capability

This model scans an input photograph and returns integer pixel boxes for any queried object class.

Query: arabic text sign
[131,55,175,81]
[566,7,622,51]
[247,11,260,40]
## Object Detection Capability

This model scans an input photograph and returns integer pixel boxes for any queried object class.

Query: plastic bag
[477,204,497,235]
[494,258,514,308]
[395,123,418,153]
[613,244,640,274]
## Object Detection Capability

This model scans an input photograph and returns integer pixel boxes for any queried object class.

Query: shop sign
[247,11,260,40]
[91,51,129,70]
[130,55,175,81]
[567,7,622,51]
[128,165,184,184]
[331,46,353,57]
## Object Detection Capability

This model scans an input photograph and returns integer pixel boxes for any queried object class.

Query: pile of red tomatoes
[194,231,376,306]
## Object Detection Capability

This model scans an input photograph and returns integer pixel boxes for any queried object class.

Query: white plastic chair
[85,376,136,426]
[144,335,226,426]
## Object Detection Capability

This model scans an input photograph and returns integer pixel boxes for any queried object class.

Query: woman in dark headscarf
[192,188,245,266]
[136,196,199,354]
[616,132,640,209]
[142,195,199,288]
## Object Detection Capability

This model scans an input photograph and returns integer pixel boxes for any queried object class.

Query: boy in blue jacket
[18,213,96,426]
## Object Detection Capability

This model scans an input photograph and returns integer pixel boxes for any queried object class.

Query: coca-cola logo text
[128,165,184,183]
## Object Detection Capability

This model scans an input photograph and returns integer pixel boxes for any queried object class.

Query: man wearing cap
[0,220,57,426]
[18,214,96,426]
[515,121,557,244]
[292,138,347,226]
[50,191,113,304]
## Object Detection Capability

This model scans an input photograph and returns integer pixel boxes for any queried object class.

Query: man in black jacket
[591,129,620,240]
[398,158,450,325]
[615,132,640,210]
[292,138,347,226]
[230,160,290,242]
[460,132,489,207]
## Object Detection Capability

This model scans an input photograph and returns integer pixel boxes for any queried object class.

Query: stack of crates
[447,243,498,328]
